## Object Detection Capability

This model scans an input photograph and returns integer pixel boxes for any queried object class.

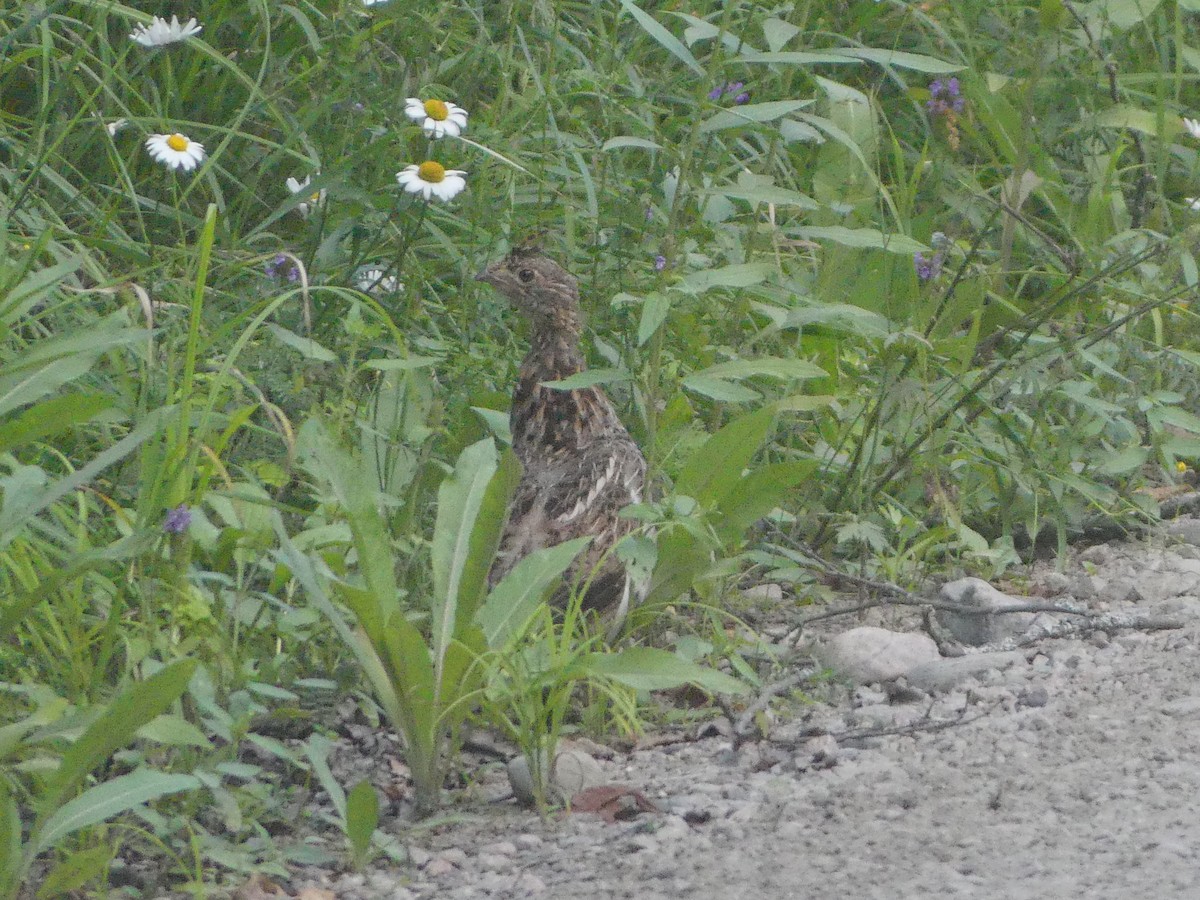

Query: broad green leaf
[296,420,399,635]
[137,714,212,749]
[37,658,197,819]
[703,184,819,209]
[792,226,927,254]
[681,376,762,402]
[676,406,775,506]
[700,100,815,133]
[267,324,337,362]
[581,647,748,694]
[458,449,521,628]
[761,16,800,52]
[618,0,704,74]
[1093,106,1164,136]
[476,537,592,647]
[1150,406,1200,435]
[33,772,200,856]
[695,358,827,381]
[0,324,145,419]
[836,48,963,73]
[345,780,379,869]
[1094,444,1148,476]
[738,50,860,65]
[471,406,513,445]
[678,262,775,293]
[638,292,671,347]
[714,461,818,543]
[0,393,112,453]
[541,368,632,390]
[430,439,498,698]
[601,136,663,151]
[644,529,712,605]
[667,11,755,52]
[272,525,405,731]
[782,303,892,338]
[303,734,346,820]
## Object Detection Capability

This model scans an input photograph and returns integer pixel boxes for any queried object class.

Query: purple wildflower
[654,255,667,271]
[645,206,654,222]
[927,77,964,116]
[707,82,750,104]
[265,253,287,278]
[163,504,192,534]
[914,250,944,282]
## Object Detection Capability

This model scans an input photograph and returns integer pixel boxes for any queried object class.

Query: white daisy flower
[362,0,392,5]
[286,174,326,218]
[145,132,207,172]
[129,15,203,48]
[403,97,468,139]
[106,118,128,137]
[1185,118,1200,140]
[355,267,402,294]
[1186,197,1200,211]
[396,161,466,202]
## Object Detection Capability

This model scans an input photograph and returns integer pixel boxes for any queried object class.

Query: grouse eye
[518,268,535,283]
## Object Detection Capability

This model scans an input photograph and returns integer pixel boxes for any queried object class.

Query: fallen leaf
[570,785,660,823]
[233,874,289,900]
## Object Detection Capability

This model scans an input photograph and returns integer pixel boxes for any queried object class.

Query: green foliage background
[3,0,1200,891]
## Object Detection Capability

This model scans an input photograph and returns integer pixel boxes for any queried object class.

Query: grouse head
[476,246,580,328]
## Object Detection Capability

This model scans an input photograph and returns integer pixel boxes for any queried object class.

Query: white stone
[813,626,940,684]
[937,578,1043,646]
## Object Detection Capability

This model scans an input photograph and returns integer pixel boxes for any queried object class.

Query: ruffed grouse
[476,247,647,627]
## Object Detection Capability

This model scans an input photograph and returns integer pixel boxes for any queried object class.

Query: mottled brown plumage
[476,247,646,625]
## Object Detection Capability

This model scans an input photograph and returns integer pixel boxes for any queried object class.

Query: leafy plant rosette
[278,420,748,816]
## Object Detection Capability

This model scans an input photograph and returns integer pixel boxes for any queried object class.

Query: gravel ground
[293,520,1200,900]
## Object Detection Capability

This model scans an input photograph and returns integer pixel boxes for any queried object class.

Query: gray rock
[1038,571,1071,595]
[1161,697,1200,718]
[905,651,1025,693]
[507,746,605,806]
[1166,517,1200,546]
[814,626,940,684]
[513,873,547,894]
[937,578,1043,646]
[1018,686,1050,708]
[424,858,456,877]
[1132,572,1200,604]
[744,583,784,602]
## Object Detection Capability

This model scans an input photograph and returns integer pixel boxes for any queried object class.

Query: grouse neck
[522,314,586,381]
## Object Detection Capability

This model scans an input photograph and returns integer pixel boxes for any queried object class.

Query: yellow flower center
[417,161,446,183]
[310,191,321,203]
[1178,461,1189,473]
[166,133,189,152]
[423,99,449,121]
